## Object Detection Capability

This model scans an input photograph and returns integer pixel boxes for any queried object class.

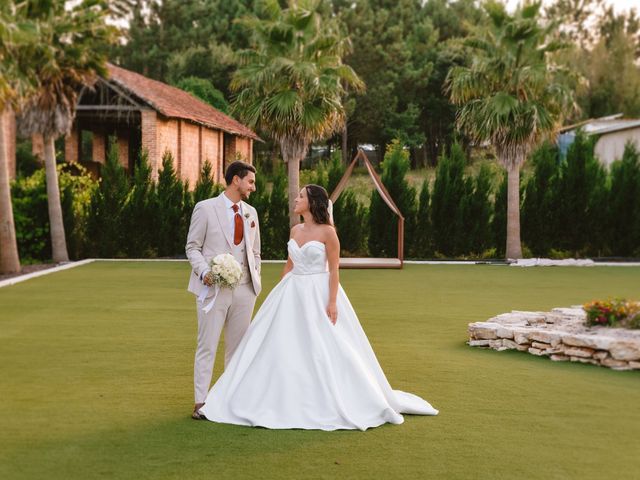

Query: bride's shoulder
[290,224,303,236]
[319,224,338,241]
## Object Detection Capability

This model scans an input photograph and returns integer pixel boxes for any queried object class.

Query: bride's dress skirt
[200,240,438,430]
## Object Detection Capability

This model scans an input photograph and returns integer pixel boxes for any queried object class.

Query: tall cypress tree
[521,143,561,256]
[156,150,185,257]
[122,149,157,257]
[368,140,416,257]
[609,142,640,256]
[413,179,432,258]
[492,173,508,257]
[462,163,494,255]
[556,131,608,255]
[431,142,466,256]
[87,139,129,257]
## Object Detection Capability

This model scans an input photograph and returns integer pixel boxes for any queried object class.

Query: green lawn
[1,262,639,480]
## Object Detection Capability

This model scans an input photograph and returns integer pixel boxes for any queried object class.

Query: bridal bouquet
[204,253,243,289]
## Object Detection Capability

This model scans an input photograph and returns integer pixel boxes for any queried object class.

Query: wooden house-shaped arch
[331,149,404,269]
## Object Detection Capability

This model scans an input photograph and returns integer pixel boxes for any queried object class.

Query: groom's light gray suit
[186,193,261,403]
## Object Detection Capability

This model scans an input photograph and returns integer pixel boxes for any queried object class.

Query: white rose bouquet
[199,254,243,314]
[204,253,243,289]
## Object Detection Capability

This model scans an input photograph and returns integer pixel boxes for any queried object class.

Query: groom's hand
[201,271,214,287]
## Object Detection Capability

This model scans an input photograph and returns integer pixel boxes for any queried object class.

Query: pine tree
[609,142,640,256]
[412,179,432,258]
[121,150,158,257]
[462,164,494,255]
[193,160,220,204]
[368,140,416,257]
[334,189,368,255]
[556,131,608,255]
[521,143,561,256]
[431,143,467,256]
[87,139,129,257]
[156,150,185,257]
[492,173,508,257]
[267,166,289,260]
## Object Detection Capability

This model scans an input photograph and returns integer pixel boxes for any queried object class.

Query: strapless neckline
[288,239,326,250]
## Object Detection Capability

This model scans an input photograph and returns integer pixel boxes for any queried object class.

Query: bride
[199,184,438,430]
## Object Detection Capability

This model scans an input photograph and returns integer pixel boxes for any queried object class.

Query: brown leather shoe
[192,403,206,420]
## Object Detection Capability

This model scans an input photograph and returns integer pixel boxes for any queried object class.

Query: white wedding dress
[200,239,438,430]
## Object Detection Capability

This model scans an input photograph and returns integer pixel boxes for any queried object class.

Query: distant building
[58,63,260,185]
[558,114,640,167]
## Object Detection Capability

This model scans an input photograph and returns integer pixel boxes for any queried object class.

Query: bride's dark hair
[305,184,332,225]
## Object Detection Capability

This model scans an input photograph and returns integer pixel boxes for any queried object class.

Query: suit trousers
[194,281,257,403]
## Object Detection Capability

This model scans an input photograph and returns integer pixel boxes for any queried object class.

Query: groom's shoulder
[195,196,220,210]
[243,201,258,215]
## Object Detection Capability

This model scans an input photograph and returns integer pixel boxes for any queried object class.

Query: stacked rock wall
[468,308,640,370]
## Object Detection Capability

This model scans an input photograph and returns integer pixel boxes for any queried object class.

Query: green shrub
[522,142,561,256]
[156,150,186,257]
[431,143,467,256]
[368,140,417,257]
[263,165,289,260]
[462,163,494,255]
[492,172,508,257]
[556,130,608,256]
[121,150,158,257]
[608,142,640,257]
[412,179,432,258]
[86,139,129,257]
[333,189,368,256]
[12,164,96,262]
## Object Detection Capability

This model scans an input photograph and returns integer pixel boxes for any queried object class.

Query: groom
[185,161,262,420]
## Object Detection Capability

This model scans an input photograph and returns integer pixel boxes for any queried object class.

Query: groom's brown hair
[225,161,256,186]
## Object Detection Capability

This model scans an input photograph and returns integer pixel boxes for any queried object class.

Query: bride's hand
[326,302,338,325]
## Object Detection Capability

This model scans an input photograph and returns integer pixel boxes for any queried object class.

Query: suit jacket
[185,194,261,297]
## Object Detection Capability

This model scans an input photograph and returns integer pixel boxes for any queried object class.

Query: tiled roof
[106,63,260,141]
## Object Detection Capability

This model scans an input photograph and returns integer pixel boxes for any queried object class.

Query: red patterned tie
[232,204,243,245]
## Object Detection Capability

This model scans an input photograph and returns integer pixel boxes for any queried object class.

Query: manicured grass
[1,262,639,479]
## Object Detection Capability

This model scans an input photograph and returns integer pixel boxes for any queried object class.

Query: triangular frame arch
[331,149,404,269]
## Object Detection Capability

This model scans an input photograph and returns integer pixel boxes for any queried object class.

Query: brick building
[63,63,260,185]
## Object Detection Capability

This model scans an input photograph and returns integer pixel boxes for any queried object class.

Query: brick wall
[92,131,106,164]
[157,117,179,172]
[224,134,236,167]
[117,133,129,170]
[235,137,253,163]
[201,127,222,183]
[180,120,201,187]
[141,109,158,180]
[63,128,78,164]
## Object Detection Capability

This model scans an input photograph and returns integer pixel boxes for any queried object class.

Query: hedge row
[11,133,640,262]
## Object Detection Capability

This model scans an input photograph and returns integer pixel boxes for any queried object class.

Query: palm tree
[0,1,38,274]
[231,0,364,227]
[16,0,116,263]
[447,1,578,259]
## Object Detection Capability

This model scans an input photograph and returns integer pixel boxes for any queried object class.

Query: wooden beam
[76,105,142,111]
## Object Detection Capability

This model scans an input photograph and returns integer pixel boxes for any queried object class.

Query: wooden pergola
[331,149,404,269]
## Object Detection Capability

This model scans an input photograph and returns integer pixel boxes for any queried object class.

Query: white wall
[594,128,640,167]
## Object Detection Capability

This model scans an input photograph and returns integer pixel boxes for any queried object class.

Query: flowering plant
[204,253,243,289]
[583,299,640,329]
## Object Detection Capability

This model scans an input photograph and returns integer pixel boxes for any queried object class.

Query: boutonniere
[244,213,250,219]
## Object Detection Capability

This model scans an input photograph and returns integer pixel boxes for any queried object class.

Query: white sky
[507,0,638,14]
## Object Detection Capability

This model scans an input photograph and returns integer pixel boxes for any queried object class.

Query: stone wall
[468,308,640,371]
